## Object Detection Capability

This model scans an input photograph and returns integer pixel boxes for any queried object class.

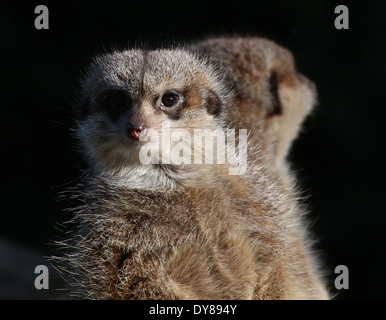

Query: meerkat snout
[127,124,145,141]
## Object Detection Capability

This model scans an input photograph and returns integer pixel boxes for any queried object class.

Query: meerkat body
[56,37,329,299]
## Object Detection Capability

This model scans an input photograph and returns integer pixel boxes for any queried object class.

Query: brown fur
[54,36,329,300]
[191,37,316,171]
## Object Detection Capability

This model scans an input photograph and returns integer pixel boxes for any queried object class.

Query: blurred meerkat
[191,37,317,178]
[55,36,329,299]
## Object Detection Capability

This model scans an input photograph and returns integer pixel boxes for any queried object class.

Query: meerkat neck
[93,162,234,191]
[93,164,176,190]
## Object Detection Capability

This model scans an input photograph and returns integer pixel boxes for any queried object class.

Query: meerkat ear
[204,90,223,116]
[73,96,91,122]
[268,71,282,116]
[265,69,317,167]
[80,98,92,120]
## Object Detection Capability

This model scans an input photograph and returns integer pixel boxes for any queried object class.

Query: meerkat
[54,36,329,300]
[191,37,317,178]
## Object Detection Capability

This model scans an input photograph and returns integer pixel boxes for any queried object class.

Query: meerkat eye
[161,92,179,107]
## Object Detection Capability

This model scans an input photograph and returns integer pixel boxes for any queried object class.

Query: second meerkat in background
[56,36,329,299]
[191,37,317,175]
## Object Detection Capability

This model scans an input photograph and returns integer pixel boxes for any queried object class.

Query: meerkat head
[74,48,232,177]
[192,37,318,169]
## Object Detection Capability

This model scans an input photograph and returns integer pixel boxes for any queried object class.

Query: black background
[1,0,385,299]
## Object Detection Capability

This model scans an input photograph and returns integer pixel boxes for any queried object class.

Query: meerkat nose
[127,124,146,140]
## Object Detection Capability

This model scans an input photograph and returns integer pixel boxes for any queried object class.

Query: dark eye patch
[100,89,131,121]
[268,72,282,116]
